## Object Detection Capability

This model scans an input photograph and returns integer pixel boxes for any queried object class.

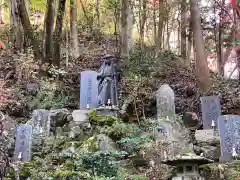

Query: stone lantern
[162,154,213,180]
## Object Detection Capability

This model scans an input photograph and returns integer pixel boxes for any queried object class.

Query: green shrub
[106,121,141,140]
[75,151,125,178]
[28,78,77,109]
[118,134,153,155]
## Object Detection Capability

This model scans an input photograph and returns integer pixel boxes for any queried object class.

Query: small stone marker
[80,71,98,110]
[156,84,175,120]
[31,109,50,136]
[14,124,33,162]
[200,96,221,129]
[218,115,240,162]
[99,137,109,154]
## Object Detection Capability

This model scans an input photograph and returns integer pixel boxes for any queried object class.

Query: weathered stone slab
[31,109,50,136]
[80,71,98,110]
[14,124,33,162]
[218,115,240,162]
[200,96,221,129]
[156,84,175,119]
[99,137,109,154]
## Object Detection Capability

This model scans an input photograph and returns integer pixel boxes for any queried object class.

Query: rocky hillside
[0,40,240,179]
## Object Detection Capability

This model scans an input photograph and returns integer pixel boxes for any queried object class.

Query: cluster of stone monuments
[11,55,240,179]
[13,54,120,162]
[80,54,120,110]
[152,84,240,179]
[155,84,240,162]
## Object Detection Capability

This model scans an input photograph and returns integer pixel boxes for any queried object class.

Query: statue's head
[102,54,113,60]
[105,59,111,65]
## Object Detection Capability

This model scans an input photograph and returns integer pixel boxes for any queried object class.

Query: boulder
[68,126,84,140]
[195,129,220,145]
[1,113,16,157]
[25,83,40,95]
[194,130,220,161]
[49,108,70,125]
[49,109,71,135]
[80,134,116,153]
[182,112,200,129]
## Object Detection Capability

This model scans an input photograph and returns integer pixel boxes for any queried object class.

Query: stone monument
[200,96,221,129]
[218,115,240,162]
[80,70,98,110]
[156,84,175,119]
[155,84,175,138]
[31,109,50,136]
[14,124,33,162]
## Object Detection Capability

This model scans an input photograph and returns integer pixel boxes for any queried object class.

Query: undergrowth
[123,49,178,78]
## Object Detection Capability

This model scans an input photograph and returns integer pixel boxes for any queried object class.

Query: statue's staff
[112,66,119,108]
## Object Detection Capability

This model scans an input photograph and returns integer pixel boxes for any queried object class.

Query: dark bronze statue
[97,55,120,107]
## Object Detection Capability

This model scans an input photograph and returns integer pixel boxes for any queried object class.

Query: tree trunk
[162,22,165,50]
[153,0,157,45]
[95,0,100,30]
[0,0,4,24]
[216,22,222,73]
[10,0,23,51]
[187,25,192,63]
[79,0,92,31]
[165,19,170,49]
[65,14,69,67]
[70,0,79,59]
[139,0,147,50]
[156,0,164,54]
[190,0,211,92]
[120,0,132,58]
[53,0,66,66]
[180,0,187,59]
[17,0,42,59]
[44,0,55,63]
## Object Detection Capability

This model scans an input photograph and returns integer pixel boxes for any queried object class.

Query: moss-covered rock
[226,160,240,180]
[102,121,141,140]
[88,110,118,126]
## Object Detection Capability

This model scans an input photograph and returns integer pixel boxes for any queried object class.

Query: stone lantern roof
[161,153,214,166]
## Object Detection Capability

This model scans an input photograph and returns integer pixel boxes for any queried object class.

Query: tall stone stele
[80,71,98,110]
[200,96,221,130]
[156,84,175,119]
[14,124,33,162]
[156,84,175,138]
[218,115,240,162]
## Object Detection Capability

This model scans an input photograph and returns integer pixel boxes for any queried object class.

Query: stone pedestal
[72,110,89,125]
[96,106,119,117]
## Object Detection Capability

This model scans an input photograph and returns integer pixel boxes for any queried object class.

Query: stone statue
[97,55,120,107]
